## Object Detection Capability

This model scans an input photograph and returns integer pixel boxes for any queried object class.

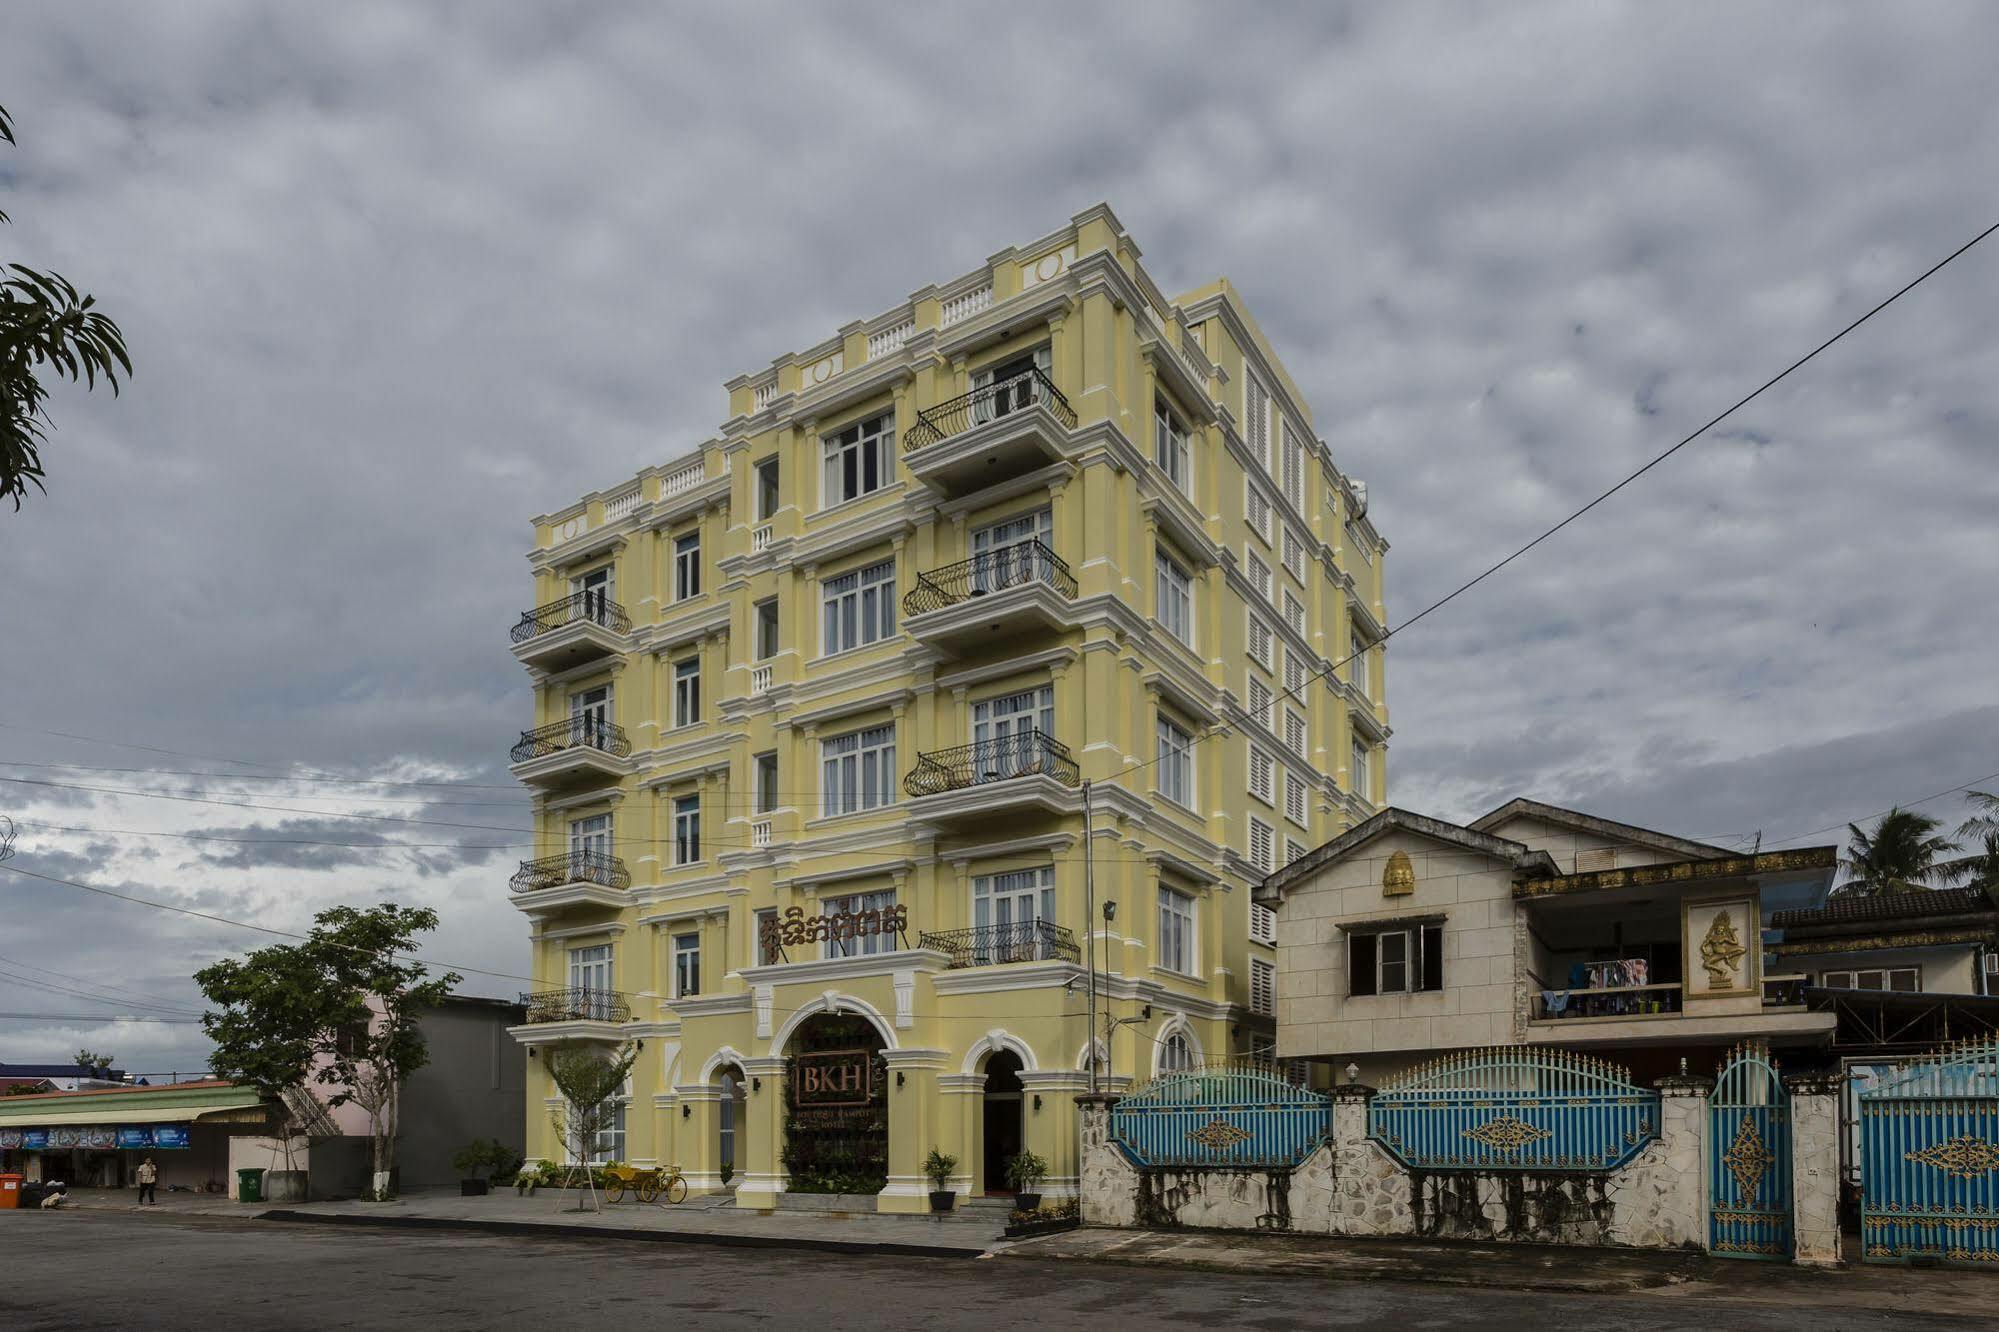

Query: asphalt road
[0,1211,1975,1331]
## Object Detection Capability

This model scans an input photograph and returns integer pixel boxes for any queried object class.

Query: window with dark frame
[755,457,781,521]
[1347,923,1444,996]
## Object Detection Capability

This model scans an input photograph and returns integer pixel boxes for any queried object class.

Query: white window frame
[1351,742,1372,800]
[1245,481,1273,545]
[1154,396,1190,496]
[1246,551,1273,603]
[672,656,701,728]
[754,597,780,660]
[1249,899,1277,945]
[1346,521,1373,566]
[568,812,611,861]
[1284,770,1308,827]
[568,942,613,995]
[821,724,896,817]
[673,932,701,999]
[673,531,701,601]
[1247,745,1274,805]
[1157,716,1195,810]
[821,559,896,656]
[821,411,894,508]
[1282,528,1306,582]
[1248,816,1275,873]
[1243,371,1271,473]
[1284,650,1307,697]
[1282,420,1305,510]
[1251,958,1275,1016]
[1283,589,1306,637]
[1285,837,1309,865]
[673,794,701,865]
[1351,643,1371,701]
[1247,678,1273,732]
[1155,548,1193,647]
[1819,967,1920,992]
[823,887,897,959]
[1157,887,1198,977]
[753,751,778,814]
[1285,709,1307,758]
[1247,614,1273,671]
[1158,1029,1194,1074]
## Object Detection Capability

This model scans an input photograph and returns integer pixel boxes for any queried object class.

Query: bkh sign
[792,1049,875,1108]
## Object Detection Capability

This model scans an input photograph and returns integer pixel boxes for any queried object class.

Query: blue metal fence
[1709,1041,1792,1261]
[1861,1036,1999,1266]
[1110,1063,1332,1168]
[1368,1047,1659,1172]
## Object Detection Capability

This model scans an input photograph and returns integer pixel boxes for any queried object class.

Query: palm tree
[1945,791,1999,893]
[1836,808,1959,896]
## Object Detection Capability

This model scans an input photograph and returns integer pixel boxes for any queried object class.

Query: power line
[0,776,535,834]
[0,1012,206,1024]
[0,759,521,792]
[1760,767,1999,851]
[1102,214,1999,788]
[0,966,202,1017]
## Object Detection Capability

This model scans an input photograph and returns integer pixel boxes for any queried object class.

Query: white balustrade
[752,379,776,411]
[867,320,915,360]
[751,818,773,849]
[660,461,704,497]
[941,284,993,327]
[751,524,773,553]
[750,664,772,695]
[603,485,643,521]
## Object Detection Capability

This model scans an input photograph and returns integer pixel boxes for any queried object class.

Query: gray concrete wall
[396,998,527,1190]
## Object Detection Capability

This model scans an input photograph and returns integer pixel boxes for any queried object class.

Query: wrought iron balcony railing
[511,590,631,644]
[902,540,1078,617]
[903,730,1080,799]
[509,850,630,894]
[919,920,1081,969]
[520,986,630,1025]
[903,367,1077,452]
[510,716,631,764]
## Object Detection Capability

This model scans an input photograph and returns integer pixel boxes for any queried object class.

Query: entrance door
[569,686,611,749]
[971,686,1054,782]
[983,1051,1025,1196]
[571,566,613,625]
[971,345,1051,426]
[1710,1042,1793,1260]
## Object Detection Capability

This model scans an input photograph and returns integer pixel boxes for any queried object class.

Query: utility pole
[1082,780,1099,1095]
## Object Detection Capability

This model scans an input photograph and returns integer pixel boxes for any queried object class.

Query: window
[1248,745,1274,804]
[1347,924,1443,996]
[1284,770,1308,827]
[1246,551,1273,602]
[717,1071,743,1174]
[673,531,701,600]
[825,888,897,959]
[755,457,780,521]
[1251,959,1275,1016]
[673,657,701,728]
[822,411,893,506]
[1247,678,1273,731]
[1283,528,1306,581]
[1250,900,1277,945]
[1158,1029,1194,1074]
[576,1085,627,1164]
[1157,717,1194,809]
[673,794,701,865]
[971,508,1052,592]
[1819,967,1920,992]
[1285,837,1309,865]
[1346,521,1373,565]
[571,565,615,624]
[821,724,895,816]
[972,346,1050,423]
[568,943,614,1000]
[754,752,778,814]
[673,932,701,998]
[568,812,610,862]
[1154,548,1193,645]
[1246,481,1273,544]
[1158,887,1197,976]
[1244,373,1271,471]
[1285,709,1307,757]
[1351,742,1372,800]
[973,868,1058,960]
[1282,421,1305,509]
[568,685,612,747]
[753,908,782,966]
[1154,397,1190,494]
[1283,590,1306,637]
[1248,615,1273,670]
[1351,644,1370,701]
[822,559,896,655]
[755,598,779,659]
[973,685,1056,780]
[1284,650,1307,697]
[1248,817,1274,873]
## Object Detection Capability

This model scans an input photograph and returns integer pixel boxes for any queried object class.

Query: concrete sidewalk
[999,1226,1999,1317]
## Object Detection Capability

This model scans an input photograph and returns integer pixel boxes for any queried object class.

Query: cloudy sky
[2,2,1996,1074]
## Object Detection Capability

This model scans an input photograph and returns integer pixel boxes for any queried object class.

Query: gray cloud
[2,2,1997,1064]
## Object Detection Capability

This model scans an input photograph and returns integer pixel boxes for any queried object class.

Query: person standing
[136,1156,158,1205]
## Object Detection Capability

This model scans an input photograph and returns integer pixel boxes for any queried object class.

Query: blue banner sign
[151,1125,190,1150]
[116,1127,154,1150]
[21,1130,47,1150]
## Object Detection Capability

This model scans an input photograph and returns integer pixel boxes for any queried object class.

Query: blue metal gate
[1710,1042,1792,1260]
[1861,1037,1999,1266]
[1109,1064,1331,1168]
[1368,1047,1658,1171]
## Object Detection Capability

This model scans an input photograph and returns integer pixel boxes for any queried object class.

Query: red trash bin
[0,1173,23,1209]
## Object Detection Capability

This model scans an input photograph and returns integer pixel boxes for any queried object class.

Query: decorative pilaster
[733,1055,790,1209]
[1784,1068,1845,1266]
[879,1048,951,1213]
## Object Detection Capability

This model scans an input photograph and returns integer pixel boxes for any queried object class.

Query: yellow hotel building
[506,204,1388,1211]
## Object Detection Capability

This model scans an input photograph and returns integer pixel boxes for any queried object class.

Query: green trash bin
[236,1167,265,1203]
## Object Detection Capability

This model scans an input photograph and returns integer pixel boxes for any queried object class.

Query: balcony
[920,920,1081,969]
[508,851,629,912]
[901,368,1079,498]
[901,541,1081,655]
[510,591,631,673]
[514,987,631,1042]
[509,716,633,789]
[902,731,1083,827]
[1533,983,1684,1021]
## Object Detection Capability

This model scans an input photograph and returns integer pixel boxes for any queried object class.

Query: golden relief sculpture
[1460,1114,1552,1154]
[1721,1112,1776,1206]
[1383,850,1415,897]
[1186,1118,1253,1151]
[1700,910,1747,988]
[1905,1135,1999,1179]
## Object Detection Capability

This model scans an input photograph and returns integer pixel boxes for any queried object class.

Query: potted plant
[451,1138,518,1196]
[1004,1149,1048,1213]
[923,1148,958,1213]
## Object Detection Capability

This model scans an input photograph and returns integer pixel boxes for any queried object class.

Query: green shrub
[922,1148,957,1192]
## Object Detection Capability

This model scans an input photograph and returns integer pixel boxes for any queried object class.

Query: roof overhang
[1257,806,1554,905]
[1512,845,1838,902]
[1468,797,1734,861]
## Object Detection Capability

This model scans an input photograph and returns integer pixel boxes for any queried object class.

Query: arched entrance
[714,1065,746,1187]
[982,1050,1025,1196]
[782,1013,887,1195]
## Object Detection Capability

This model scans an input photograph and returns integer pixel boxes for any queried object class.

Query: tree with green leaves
[1943,791,1999,894]
[545,1041,639,1212]
[196,904,461,1200]
[1836,807,1960,896]
[72,1049,114,1075]
[1,105,132,510]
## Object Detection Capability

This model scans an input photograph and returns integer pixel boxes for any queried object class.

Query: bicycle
[602,1163,688,1205]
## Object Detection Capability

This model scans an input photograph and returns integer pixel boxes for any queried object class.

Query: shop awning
[0,1082,270,1130]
